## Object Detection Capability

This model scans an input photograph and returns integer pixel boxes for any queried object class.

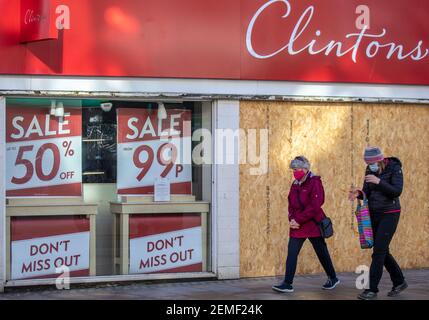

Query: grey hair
[289,156,311,170]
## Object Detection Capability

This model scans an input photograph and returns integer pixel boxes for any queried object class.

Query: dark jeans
[284,237,337,284]
[369,212,405,292]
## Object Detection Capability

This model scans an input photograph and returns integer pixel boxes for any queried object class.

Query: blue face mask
[369,163,379,173]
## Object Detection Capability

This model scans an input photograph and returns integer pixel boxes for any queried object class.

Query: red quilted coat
[288,172,326,238]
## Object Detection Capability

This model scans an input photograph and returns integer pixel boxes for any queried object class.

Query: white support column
[214,100,240,279]
[0,97,6,292]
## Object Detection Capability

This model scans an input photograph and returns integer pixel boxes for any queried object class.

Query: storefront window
[82,100,117,184]
[5,98,212,281]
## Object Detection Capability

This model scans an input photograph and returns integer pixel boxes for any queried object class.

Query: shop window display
[4,98,212,281]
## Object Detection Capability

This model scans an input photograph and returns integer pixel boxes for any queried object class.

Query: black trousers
[369,212,405,292]
[284,237,337,284]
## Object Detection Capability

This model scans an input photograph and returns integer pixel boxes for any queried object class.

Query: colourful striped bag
[355,193,374,249]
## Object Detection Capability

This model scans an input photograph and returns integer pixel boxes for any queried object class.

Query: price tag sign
[117,108,192,195]
[6,107,82,197]
[154,177,171,202]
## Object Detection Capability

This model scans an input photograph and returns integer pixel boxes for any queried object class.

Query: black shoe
[272,282,294,293]
[358,290,378,300]
[388,281,408,297]
[322,278,340,290]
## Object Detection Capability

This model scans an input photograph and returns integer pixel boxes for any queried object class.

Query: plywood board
[240,101,429,278]
[239,102,271,277]
[352,103,429,271]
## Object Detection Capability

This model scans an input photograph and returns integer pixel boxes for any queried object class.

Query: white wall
[213,100,240,279]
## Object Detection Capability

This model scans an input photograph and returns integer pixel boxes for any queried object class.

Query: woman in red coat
[272,156,339,293]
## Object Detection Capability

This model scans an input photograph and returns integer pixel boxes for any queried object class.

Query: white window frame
[0,97,6,292]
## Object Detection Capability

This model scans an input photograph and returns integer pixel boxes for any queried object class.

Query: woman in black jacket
[349,146,407,300]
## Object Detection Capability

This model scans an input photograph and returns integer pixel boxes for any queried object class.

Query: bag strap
[357,189,367,206]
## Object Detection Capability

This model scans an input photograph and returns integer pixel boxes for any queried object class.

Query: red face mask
[293,170,306,181]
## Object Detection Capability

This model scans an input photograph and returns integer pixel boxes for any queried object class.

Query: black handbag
[314,217,334,239]
[296,187,334,239]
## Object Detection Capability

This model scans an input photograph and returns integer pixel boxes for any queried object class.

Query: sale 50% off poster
[6,107,82,197]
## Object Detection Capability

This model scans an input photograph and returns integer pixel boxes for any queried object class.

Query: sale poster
[117,108,192,195]
[6,107,82,197]
[11,216,90,280]
[129,214,203,274]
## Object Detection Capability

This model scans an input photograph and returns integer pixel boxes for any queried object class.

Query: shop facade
[0,89,241,290]
[1,0,429,291]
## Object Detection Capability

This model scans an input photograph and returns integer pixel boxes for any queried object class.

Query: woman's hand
[348,188,360,201]
[365,175,381,185]
[290,219,300,229]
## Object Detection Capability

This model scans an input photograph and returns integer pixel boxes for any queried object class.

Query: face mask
[293,170,306,181]
[369,163,379,173]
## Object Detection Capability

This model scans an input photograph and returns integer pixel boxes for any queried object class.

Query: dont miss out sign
[129,214,203,274]
[6,107,82,197]
[117,108,192,195]
[11,216,90,280]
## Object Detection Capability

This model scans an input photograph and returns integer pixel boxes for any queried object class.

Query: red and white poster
[117,108,192,195]
[129,214,203,274]
[11,216,90,280]
[6,107,82,197]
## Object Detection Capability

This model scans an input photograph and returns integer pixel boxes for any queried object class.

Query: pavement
[0,269,428,300]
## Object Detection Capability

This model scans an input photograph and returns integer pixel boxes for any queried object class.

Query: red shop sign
[0,0,428,84]
[20,0,57,43]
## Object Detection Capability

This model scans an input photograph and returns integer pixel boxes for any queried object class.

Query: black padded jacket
[358,157,404,214]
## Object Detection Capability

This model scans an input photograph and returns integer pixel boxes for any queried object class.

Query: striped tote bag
[355,194,374,249]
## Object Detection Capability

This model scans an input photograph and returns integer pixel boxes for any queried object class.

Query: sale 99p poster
[117,108,192,195]
[6,107,82,197]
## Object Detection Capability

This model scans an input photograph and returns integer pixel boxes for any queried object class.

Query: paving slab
[1,269,428,300]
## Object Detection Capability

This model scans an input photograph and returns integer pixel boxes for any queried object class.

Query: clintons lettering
[24,9,47,25]
[246,0,429,63]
